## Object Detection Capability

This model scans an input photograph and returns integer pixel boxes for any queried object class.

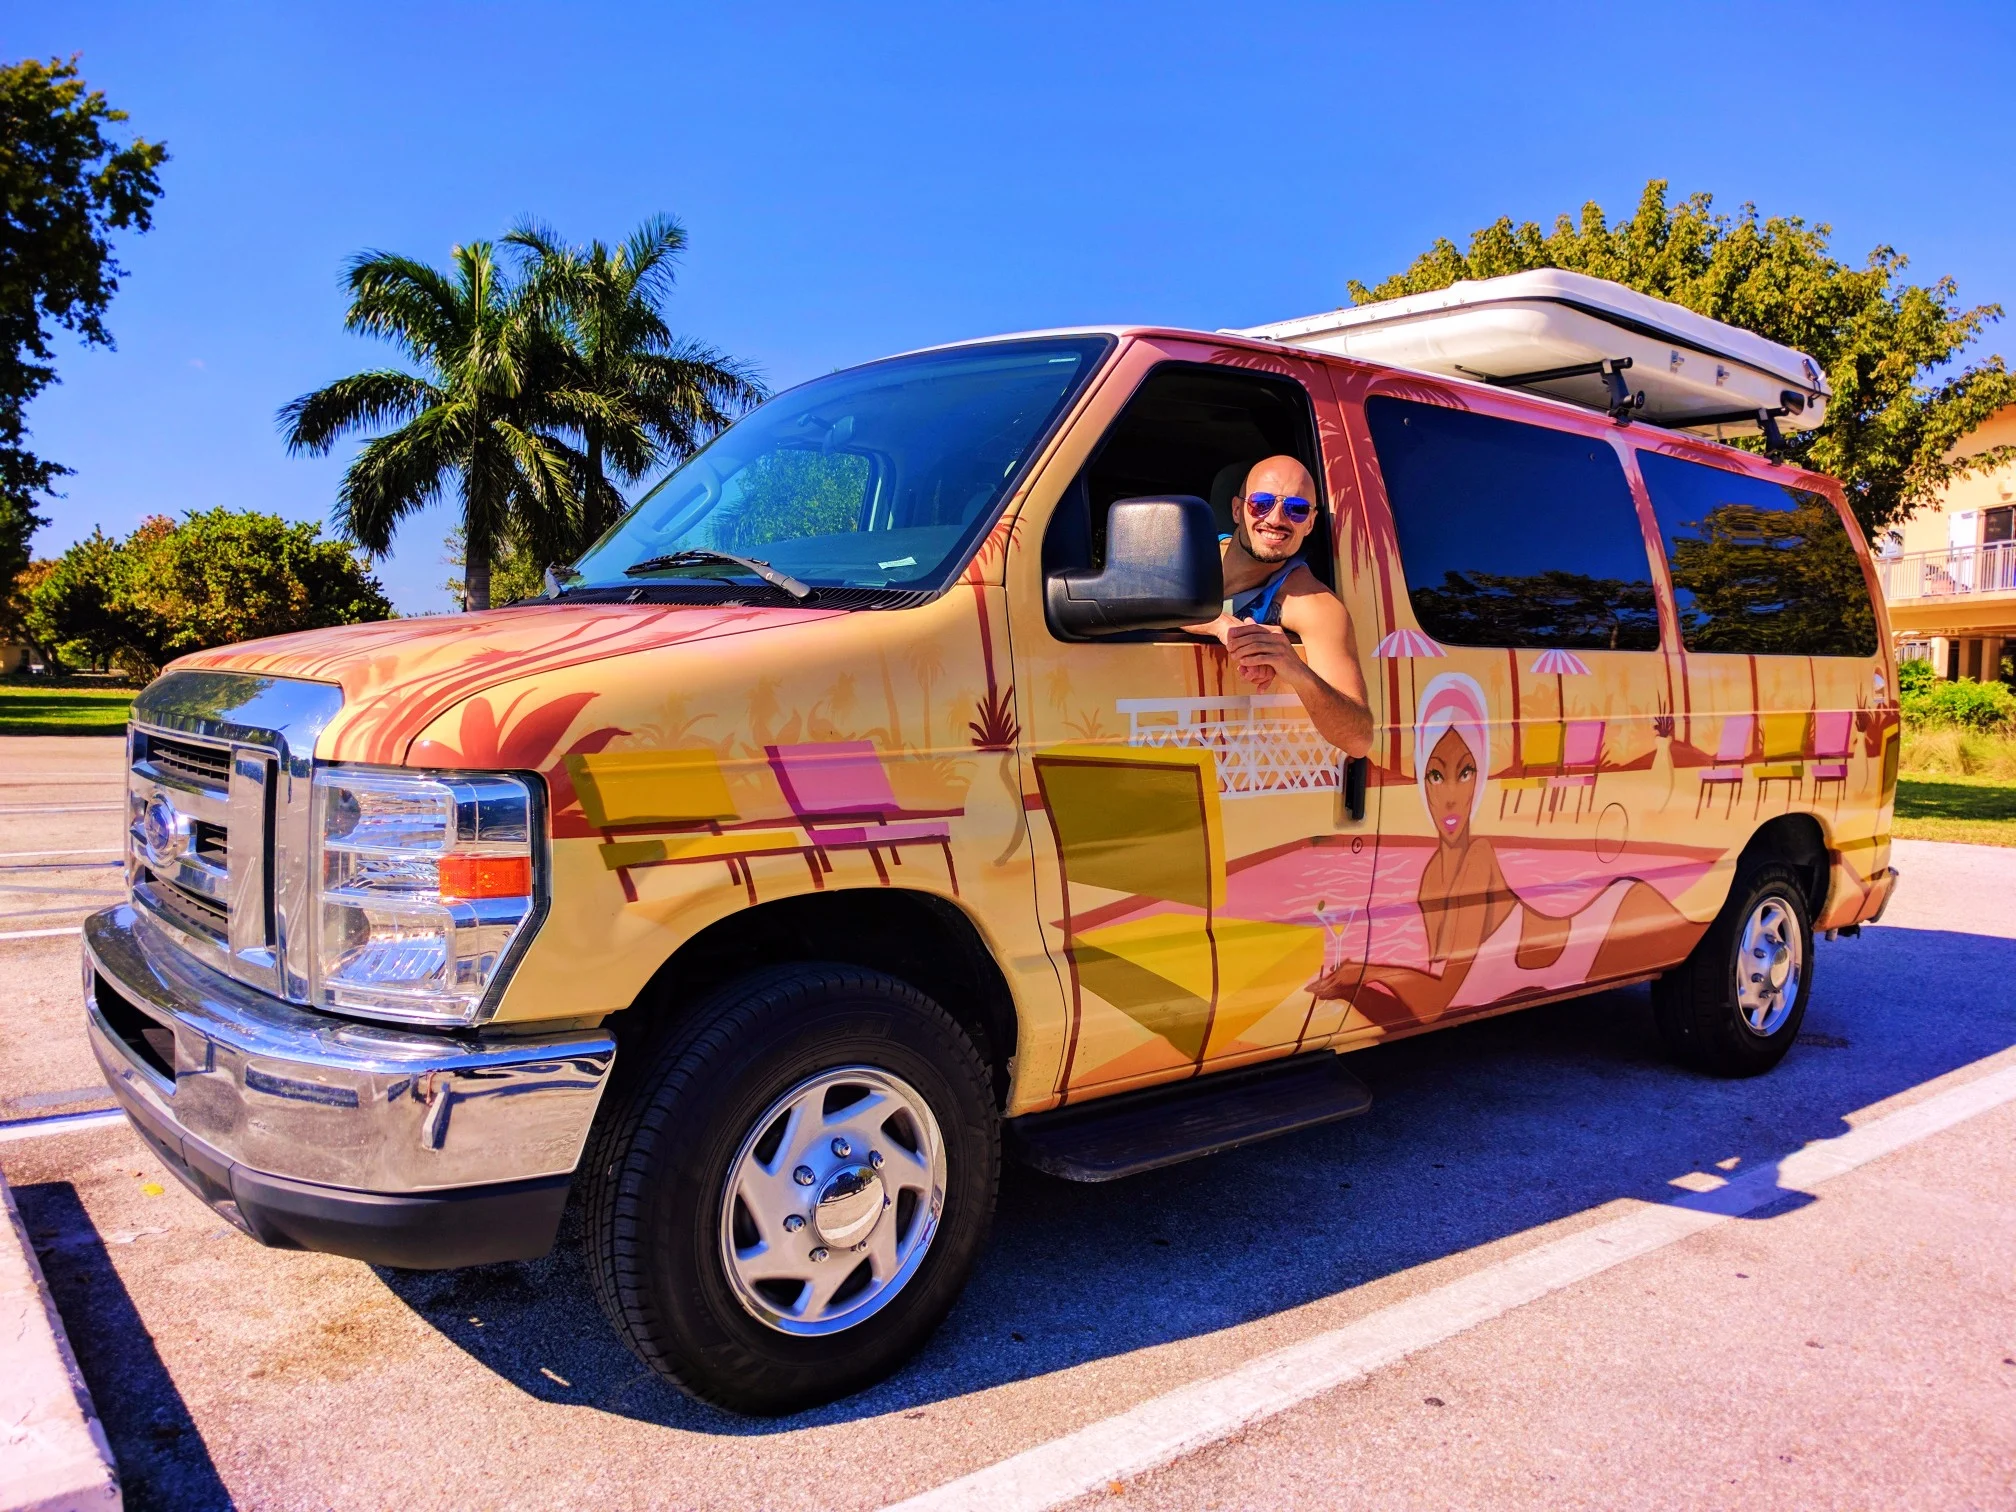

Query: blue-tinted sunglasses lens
[1246,493,1313,523]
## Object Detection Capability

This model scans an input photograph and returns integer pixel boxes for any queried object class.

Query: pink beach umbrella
[1375,629,1445,771]
[1374,629,1446,660]
[1530,647,1592,722]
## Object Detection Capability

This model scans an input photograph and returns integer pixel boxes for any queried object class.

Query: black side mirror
[1045,495,1223,637]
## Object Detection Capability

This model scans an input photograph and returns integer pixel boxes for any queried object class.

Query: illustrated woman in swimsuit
[1186,455,1374,760]
[1308,671,1688,1024]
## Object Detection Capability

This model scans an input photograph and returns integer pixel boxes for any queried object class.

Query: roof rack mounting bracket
[1598,357,1646,421]
[1757,409,1786,458]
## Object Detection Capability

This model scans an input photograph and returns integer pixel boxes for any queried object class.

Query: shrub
[26,510,391,677]
[1901,675,2016,734]
[1895,657,1936,694]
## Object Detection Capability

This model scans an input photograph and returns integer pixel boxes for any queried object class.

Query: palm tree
[279,242,581,610]
[506,216,765,547]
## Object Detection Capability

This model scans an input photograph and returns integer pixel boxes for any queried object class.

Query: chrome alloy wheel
[719,1066,946,1337]
[1735,895,1803,1035]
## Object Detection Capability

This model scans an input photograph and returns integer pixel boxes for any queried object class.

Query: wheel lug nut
[783,1215,805,1233]
[869,1150,884,1170]
[808,1246,829,1263]
[793,1165,815,1186]
[831,1137,851,1158]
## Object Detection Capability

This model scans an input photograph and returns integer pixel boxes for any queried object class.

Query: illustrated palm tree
[279,242,582,611]
[506,216,765,549]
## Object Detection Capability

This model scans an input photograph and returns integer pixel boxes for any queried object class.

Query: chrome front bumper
[84,905,616,1267]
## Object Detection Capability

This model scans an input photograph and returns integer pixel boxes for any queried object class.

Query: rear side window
[1365,396,1660,651]
[1637,451,1877,657]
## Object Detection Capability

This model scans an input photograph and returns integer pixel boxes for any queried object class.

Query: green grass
[0,682,136,736]
[1898,725,2016,781]
[1893,772,2016,848]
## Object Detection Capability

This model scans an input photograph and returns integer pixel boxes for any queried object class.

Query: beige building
[1879,403,2016,683]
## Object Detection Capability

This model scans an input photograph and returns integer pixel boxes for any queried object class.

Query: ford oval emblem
[141,792,188,869]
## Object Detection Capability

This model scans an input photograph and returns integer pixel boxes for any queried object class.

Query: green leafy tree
[25,510,390,676]
[506,215,764,549]
[1410,567,1659,650]
[0,57,167,584]
[279,242,583,610]
[118,507,391,673]
[717,449,867,553]
[442,523,545,606]
[23,524,131,670]
[1667,494,1879,656]
[1350,180,2016,534]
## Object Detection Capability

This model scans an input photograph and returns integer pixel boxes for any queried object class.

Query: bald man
[1189,454,1375,759]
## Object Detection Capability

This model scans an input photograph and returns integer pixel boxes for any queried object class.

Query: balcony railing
[1877,540,2016,602]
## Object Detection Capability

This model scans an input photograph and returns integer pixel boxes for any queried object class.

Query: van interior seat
[1209,458,1251,537]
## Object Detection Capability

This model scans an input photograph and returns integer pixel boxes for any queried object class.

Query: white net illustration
[1116,694,1341,799]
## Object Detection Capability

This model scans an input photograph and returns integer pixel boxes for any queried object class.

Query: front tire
[1652,862,1813,1078]
[581,963,998,1414]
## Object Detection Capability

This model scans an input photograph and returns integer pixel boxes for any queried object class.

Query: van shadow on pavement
[374,921,2016,1436]
[14,1181,237,1508]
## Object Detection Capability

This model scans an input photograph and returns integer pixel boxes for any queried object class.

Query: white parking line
[0,805,122,815]
[0,926,83,942]
[0,850,122,861]
[0,1109,126,1144]
[884,1058,2016,1512]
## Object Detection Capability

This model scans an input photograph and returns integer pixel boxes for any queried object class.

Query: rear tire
[580,963,998,1415]
[1652,862,1813,1078]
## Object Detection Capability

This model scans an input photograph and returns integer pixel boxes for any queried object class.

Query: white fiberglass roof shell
[1232,269,1831,438]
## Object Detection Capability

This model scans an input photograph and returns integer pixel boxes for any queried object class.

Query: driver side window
[1041,362,1332,591]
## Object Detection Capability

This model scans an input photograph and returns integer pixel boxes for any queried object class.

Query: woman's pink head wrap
[1415,671,1490,824]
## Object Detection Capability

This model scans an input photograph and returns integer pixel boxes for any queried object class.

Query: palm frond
[278,370,441,455]
[343,251,464,360]
[334,406,464,551]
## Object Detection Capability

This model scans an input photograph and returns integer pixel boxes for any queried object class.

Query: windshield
[572,335,1112,595]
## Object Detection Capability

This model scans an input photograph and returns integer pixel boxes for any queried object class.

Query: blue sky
[16,2,2016,612]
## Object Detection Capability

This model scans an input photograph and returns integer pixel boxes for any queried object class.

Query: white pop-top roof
[1235,269,1831,437]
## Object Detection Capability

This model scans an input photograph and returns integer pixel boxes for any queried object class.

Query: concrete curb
[0,1171,120,1511]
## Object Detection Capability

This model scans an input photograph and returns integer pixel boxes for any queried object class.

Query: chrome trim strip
[84,906,614,1193]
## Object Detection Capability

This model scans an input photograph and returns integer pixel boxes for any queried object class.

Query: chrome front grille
[125,671,345,1003]
[141,865,229,941]
[148,735,234,790]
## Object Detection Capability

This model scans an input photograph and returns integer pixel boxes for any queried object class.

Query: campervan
[84,274,1897,1412]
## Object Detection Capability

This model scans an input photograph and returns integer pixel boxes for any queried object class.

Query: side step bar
[1006,1052,1373,1182]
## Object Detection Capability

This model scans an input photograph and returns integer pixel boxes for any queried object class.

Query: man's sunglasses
[1242,492,1315,524]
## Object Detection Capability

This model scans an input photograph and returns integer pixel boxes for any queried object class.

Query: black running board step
[1005,1052,1372,1182]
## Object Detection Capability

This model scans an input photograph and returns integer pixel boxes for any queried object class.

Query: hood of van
[172,601,841,765]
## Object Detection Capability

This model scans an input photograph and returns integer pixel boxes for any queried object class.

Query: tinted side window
[1637,451,1877,657]
[1365,396,1659,651]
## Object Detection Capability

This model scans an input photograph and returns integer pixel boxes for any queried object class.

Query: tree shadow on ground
[373,922,2016,1436]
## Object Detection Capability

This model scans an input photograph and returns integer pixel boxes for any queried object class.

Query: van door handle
[1343,756,1369,822]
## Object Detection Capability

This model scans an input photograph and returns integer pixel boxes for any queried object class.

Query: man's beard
[1239,524,1301,564]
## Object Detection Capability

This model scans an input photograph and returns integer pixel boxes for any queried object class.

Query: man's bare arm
[1224,584,1375,758]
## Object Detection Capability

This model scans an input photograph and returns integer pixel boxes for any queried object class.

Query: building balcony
[1882,541,2016,639]
[1878,541,2016,602]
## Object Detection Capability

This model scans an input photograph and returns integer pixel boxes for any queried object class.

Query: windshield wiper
[622,548,814,601]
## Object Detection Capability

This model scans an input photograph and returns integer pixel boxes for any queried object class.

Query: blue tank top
[1224,560,1300,625]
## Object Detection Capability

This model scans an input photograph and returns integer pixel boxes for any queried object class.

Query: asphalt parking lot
[3,734,2012,1510]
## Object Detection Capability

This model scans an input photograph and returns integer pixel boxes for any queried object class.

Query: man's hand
[1225,621,1305,693]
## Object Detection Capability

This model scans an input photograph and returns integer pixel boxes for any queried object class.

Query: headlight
[311,767,543,1026]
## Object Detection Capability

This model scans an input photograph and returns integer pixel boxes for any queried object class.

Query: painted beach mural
[176,327,1898,1118]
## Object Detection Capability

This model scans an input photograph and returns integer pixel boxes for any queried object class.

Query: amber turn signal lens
[437,854,533,900]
